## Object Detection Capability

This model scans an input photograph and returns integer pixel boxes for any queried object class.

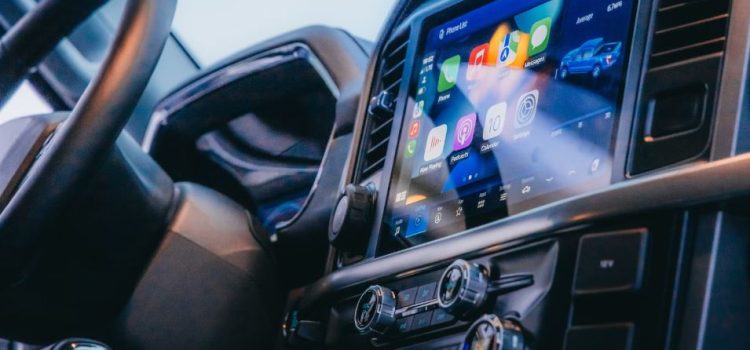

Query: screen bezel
[368,0,648,257]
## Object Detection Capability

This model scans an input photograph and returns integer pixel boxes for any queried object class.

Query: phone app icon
[405,140,417,158]
[453,113,476,151]
[467,44,489,81]
[528,17,552,56]
[413,100,425,119]
[424,124,447,161]
[408,120,421,139]
[483,102,507,140]
[438,55,461,93]
[515,90,539,128]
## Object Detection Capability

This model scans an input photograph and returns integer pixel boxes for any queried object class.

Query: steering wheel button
[415,282,437,304]
[397,287,418,308]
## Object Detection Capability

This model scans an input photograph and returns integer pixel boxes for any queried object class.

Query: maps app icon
[499,31,521,65]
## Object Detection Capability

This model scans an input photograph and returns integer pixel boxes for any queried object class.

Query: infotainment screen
[383,0,637,247]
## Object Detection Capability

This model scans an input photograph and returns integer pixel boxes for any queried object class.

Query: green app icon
[528,17,552,56]
[438,55,461,93]
[405,140,417,158]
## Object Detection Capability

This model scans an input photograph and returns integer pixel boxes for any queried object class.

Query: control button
[462,314,524,350]
[412,311,433,331]
[564,324,634,350]
[354,285,397,335]
[329,184,377,250]
[437,260,488,317]
[431,308,455,326]
[644,85,706,140]
[395,316,413,334]
[415,282,437,304]
[574,230,648,295]
[397,287,418,308]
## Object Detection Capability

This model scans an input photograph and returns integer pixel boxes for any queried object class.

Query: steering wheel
[0,0,176,285]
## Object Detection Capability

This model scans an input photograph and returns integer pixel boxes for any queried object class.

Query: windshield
[172,0,398,66]
[598,43,619,54]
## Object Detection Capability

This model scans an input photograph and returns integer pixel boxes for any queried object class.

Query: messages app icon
[438,55,460,93]
[528,17,552,56]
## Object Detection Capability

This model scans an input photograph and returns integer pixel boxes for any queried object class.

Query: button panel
[395,316,413,334]
[574,230,648,295]
[412,311,433,331]
[430,308,455,326]
[397,287,418,308]
[415,282,437,304]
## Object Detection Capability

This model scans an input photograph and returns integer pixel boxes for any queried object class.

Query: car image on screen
[559,38,622,79]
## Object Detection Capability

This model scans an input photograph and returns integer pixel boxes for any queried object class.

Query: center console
[284,0,750,349]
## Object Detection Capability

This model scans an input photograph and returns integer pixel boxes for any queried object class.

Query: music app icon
[467,44,489,81]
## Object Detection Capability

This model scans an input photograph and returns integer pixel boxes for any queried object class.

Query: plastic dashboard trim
[141,42,339,153]
[303,153,750,310]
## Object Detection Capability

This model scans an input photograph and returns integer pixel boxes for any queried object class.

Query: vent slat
[381,60,406,87]
[370,117,394,137]
[651,17,727,54]
[648,0,730,69]
[359,30,409,179]
[383,79,402,95]
[361,158,386,178]
[656,0,729,30]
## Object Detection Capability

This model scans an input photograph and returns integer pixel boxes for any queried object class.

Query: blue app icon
[405,205,429,238]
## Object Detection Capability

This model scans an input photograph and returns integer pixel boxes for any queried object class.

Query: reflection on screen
[385,0,635,246]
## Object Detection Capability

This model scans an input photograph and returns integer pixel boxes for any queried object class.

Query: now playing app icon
[453,113,476,151]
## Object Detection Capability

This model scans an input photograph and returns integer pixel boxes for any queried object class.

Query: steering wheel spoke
[0,113,65,211]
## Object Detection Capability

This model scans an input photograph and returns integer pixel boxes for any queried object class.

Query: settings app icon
[514,90,539,128]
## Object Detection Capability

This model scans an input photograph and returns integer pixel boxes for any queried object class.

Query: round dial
[463,315,524,350]
[354,285,396,335]
[437,259,488,317]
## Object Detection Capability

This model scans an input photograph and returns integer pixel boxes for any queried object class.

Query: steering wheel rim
[0,0,176,284]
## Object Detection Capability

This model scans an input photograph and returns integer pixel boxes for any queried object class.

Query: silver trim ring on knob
[354,285,397,335]
[437,259,488,317]
[462,314,524,350]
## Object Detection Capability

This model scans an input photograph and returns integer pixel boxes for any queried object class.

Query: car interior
[0,0,748,349]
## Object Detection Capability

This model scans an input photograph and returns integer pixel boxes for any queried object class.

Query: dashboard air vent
[359,30,409,179]
[649,0,731,69]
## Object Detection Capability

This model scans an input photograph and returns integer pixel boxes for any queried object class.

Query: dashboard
[283,0,750,349]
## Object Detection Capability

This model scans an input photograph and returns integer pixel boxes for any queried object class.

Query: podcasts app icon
[453,113,476,151]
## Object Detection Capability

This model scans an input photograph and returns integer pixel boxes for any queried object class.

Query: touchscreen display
[383,0,636,246]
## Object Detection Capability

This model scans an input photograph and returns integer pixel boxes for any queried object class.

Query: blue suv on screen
[559,38,622,79]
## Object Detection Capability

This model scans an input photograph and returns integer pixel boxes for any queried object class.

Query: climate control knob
[354,285,397,336]
[437,259,488,317]
[463,314,524,350]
